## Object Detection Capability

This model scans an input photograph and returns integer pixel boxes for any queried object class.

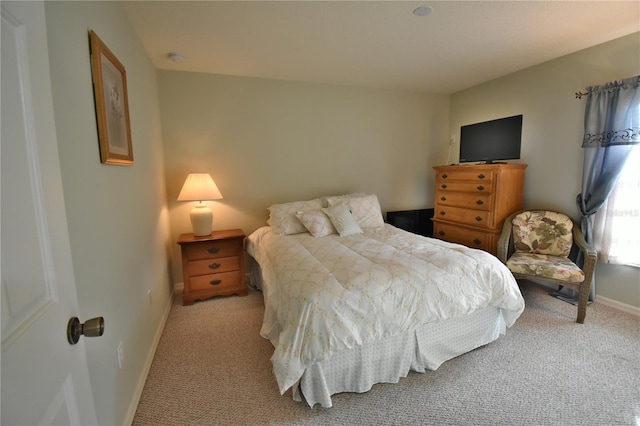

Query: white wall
[158,70,449,284]
[450,32,640,309]
[44,2,172,424]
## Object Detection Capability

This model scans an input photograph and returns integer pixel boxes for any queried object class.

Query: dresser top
[434,163,527,171]
[178,229,245,244]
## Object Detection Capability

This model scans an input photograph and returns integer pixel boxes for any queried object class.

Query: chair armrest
[572,224,597,259]
[497,211,521,263]
[572,224,597,282]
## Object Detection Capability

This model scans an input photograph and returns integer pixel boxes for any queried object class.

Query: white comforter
[246,224,524,395]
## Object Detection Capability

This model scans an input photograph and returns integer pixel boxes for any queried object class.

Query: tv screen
[459,115,523,163]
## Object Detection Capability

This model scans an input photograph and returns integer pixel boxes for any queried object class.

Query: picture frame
[89,30,133,165]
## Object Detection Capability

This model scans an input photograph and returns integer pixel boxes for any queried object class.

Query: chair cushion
[512,211,574,257]
[507,252,585,282]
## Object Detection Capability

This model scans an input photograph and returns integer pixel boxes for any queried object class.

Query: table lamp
[177,173,223,236]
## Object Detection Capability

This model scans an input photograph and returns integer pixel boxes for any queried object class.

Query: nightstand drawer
[189,271,241,292]
[184,240,241,261]
[188,256,240,277]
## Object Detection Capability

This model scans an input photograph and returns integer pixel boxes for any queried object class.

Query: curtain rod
[575,91,588,99]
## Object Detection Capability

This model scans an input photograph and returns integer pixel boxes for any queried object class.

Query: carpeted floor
[132,281,640,426]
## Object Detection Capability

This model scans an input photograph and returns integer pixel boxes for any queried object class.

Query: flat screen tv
[459,114,522,163]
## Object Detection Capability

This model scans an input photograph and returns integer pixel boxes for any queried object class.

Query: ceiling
[123,1,640,94]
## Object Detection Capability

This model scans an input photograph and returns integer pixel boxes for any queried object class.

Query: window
[592,146,640,267]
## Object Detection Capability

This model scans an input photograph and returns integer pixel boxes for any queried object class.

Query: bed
[245,194,525,408]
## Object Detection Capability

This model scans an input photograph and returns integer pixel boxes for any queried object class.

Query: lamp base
[190,203,213,236]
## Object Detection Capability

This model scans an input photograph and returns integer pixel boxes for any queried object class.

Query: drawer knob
[476,200,484,205]
[208,262,221,269]
[442,174,448,179]
[209,279,222,286]
[439,211,446,216]
[438,230,445,236]
[207,247,220,254]
[441,184,447,189]
[440,196,446,201]
[477,185,485,191]
[475,216,483,222]
[478,174,485,179]
[473,238,482,245]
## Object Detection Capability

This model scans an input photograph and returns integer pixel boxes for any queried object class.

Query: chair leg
[576,285,590,324]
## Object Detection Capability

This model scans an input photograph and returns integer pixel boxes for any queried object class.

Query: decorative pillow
[512,210,574,257]
[327,194,384,228]
[295,210,336,237]
[267,198,323,235]
[322,203,363,237]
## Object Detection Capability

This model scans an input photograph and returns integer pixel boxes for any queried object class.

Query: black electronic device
[386,209,434,237]
[459,115,523,163]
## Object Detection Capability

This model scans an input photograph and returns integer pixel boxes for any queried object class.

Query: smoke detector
[413,6,432,16]
[168,52,185,63]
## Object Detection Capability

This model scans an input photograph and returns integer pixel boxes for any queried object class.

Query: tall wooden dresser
[432,163,527,255]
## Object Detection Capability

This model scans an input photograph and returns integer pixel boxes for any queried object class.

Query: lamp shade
[177,173,223,201]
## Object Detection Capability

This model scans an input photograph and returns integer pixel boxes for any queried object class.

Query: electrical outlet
[117,341,124,369]
[147,289,152,306]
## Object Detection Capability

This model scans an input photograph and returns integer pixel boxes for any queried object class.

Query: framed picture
[89,30,133,165]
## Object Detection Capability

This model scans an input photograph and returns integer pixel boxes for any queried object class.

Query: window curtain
[559,75,640,303]
[592,146,640,266]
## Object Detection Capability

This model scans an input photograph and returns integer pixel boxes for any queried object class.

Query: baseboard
[524,279,640,316]
[123,283,177,425]
[595,295,640,316]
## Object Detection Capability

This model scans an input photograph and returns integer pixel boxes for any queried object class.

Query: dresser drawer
[434,223,492,252]
[436,181,493,193]
[187,256,240,277]
[436,169,495,183]
[435,191,492,211]
[189,271,241,292]
[434,206,491,228]
[184,239,241,261]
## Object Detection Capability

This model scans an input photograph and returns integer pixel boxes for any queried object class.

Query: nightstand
[177,229,247,305]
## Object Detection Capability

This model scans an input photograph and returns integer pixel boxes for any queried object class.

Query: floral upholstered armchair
[497,210,597,323]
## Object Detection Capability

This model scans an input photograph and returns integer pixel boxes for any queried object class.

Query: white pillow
[295,210,336,237]
[321,192,367,208]
[267,198,323,235]
[322,203,363,237]
[327,194,384,228]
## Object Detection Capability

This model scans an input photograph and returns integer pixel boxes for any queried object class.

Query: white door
[1,2,98,424]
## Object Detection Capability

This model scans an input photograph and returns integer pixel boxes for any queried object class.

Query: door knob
[67,316,104,345]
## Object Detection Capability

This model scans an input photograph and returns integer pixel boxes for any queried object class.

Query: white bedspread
[246,224,524,396]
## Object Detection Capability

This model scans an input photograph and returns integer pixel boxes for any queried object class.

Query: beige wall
[450,32,640,309]
[159,70,449,283]
[44,2,172,424]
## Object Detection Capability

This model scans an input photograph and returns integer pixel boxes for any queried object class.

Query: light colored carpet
[133,281,639,425]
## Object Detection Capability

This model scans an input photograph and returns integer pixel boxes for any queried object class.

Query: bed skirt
[294,305,505,408]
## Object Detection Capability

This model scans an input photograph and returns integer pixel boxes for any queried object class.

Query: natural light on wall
[593,146,640,267]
